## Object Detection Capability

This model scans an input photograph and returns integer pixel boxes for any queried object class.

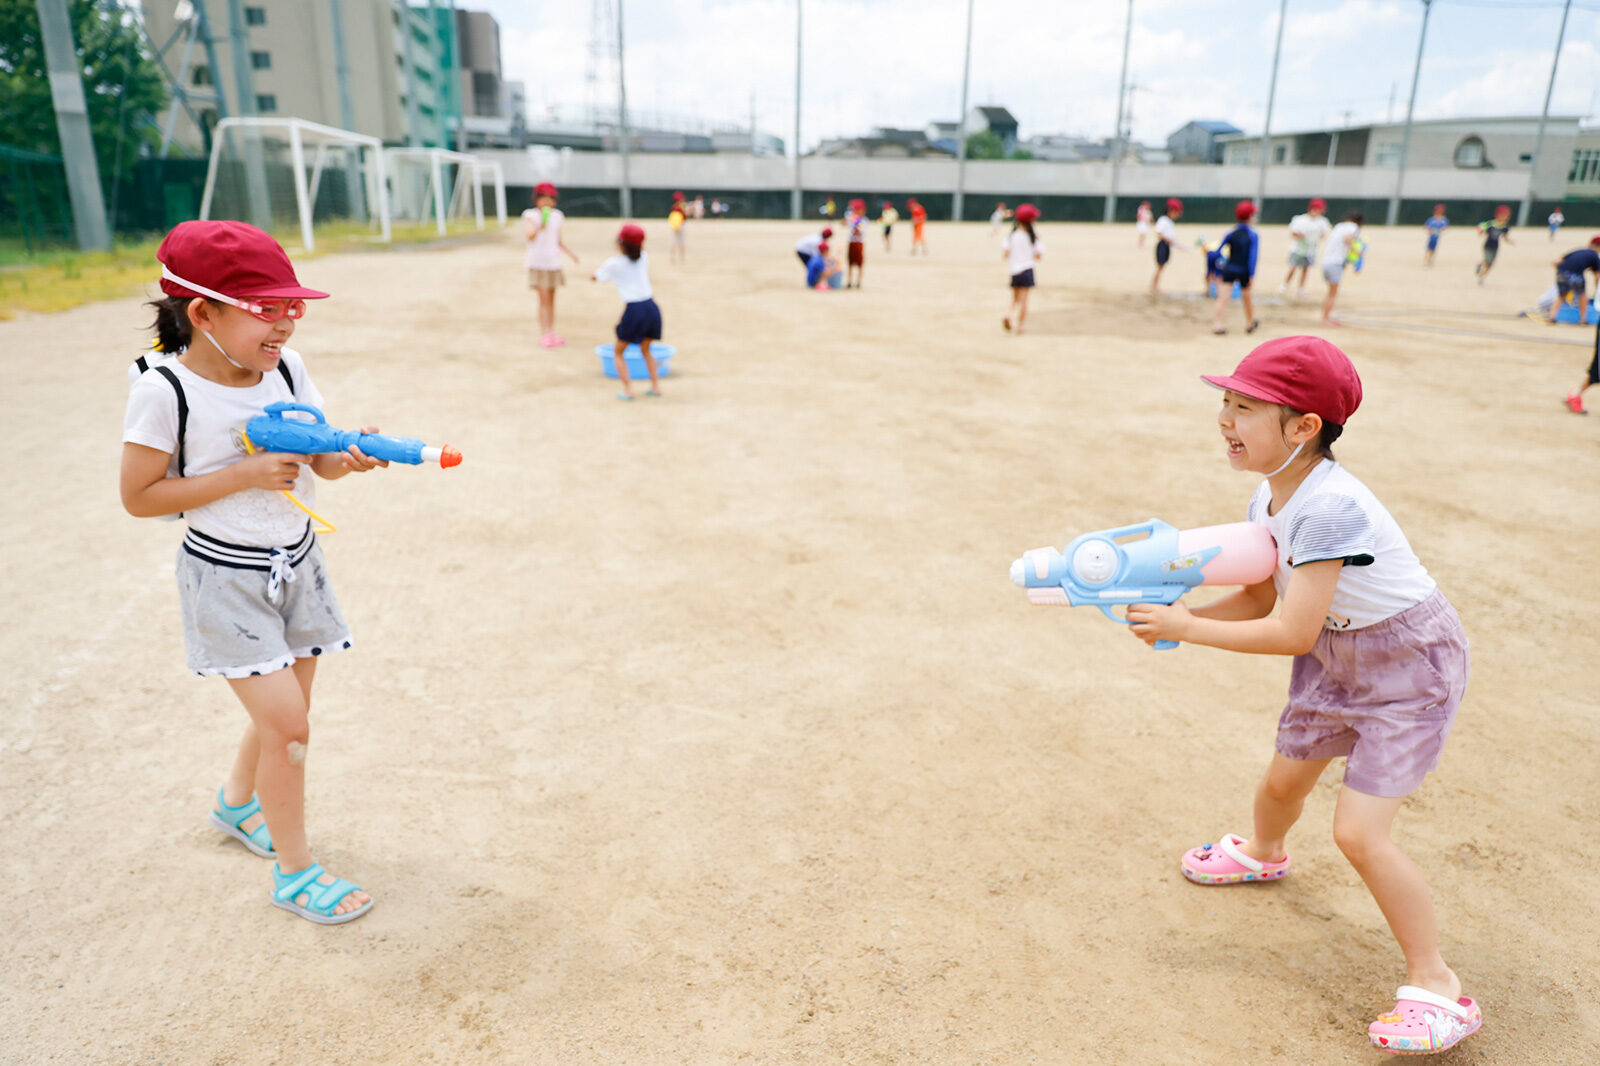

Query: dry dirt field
[3,216,1598,1065]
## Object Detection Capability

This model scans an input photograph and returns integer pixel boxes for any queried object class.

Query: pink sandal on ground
[539,333,557,348]
[1368,986,1481,1054]
[1180,833,1290,885]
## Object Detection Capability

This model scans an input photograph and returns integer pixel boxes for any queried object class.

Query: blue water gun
[244,403,462,468]
[1010,519,1276,650]
[1346,237,1367,273]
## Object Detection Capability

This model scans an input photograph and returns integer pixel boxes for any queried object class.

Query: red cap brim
[239,284,330,300]
[1200,373,1292,406]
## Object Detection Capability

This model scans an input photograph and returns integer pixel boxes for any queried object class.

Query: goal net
[385,148,500,235]
[200,118,391,252]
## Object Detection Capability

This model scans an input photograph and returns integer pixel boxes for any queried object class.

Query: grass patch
[0,220,499,320]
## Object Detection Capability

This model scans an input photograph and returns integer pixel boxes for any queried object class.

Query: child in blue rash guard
[1423,205,1449,266]
[1211,200,1260,336]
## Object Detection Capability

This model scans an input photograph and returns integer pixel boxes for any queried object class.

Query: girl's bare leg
[1016,288,1031,333]
[613,340,634,398]
[1211,289,1230,331]
[1321,282,1341,325]
[640,338,661,394]
[1241,752,1330,862]
[223,658,316,833]
[1242,288,1256,327]
[537,288,554,334]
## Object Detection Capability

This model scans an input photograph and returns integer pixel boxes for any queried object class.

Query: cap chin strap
[160,264,264,315]
[1266,441,1306,478]
[199,328,250,371]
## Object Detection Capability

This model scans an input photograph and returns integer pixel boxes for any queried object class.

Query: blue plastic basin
[595,343,675,379]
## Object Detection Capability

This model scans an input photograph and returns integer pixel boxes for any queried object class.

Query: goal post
[200,117,391,252]
[385,148,506,236]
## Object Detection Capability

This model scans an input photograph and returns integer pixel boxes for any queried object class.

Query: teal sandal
[271,862,374,925]
[208,788,275,857]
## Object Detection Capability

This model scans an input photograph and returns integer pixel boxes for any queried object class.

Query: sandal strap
[1394,986,1469,1020]
[308,877,361,911]
[214,789,262,825]
[1216,833,1264,872]
[273,862,326,902]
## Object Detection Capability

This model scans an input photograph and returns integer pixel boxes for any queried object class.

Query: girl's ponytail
[146,295,195,353]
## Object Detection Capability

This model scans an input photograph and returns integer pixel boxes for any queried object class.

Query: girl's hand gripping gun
[1009,519,1276,650]
[243,403,462,467]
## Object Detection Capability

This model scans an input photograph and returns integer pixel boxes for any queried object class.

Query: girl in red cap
[668,192,688,264]
[592,223,664,400]
[1280,197,1330,299]
[1128,336,1479,1056]
[909,197,928,256]
[1149,198,1186,295]
[844,198,869,287]
[1001,203,1044,333]
[523,182,580,349]
[879,200,899,252]
[1210,200,1260,335]
[121,220,385,924]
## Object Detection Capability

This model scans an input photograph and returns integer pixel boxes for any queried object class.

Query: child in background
[1548,206,1564,242]
[1001,203,1043,334]
[1320,211,1364,326]
[1210,200,1260,335]
[592,223,663,401]
[1567,313,1599,414]
[845,198,868,288]
[990,201,1012,240]
[807,243,844,290]
[1279,197,1331,299]
[1136,200,1153,248]
[668,192,688,265]
[909,198,928,255]
[1150,197,1186,294]
[1423,204,1449,267]
[796,225,832,269]
[820,195,837,219]
[122,220,384,925]
[880,201,899,251]
[523,181,580,349]
[1473,205,1513,284]
[1128,335,1478,1057]
[1549,234,1600,327]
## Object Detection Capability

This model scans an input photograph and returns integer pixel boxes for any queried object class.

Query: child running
[121,220,383,925]
[1320,211,1364,326]
[909,198,928,255]
[1210,200,1260,335]
[1423,204,1448,267]
[880,201,899,251]
[990,201,1012,240]
[1473,205,1513,284]
[1548,206,1564,242]
[593,223,663,401]
[1136,200,1153,248]
[1279,197,1330,299]
[1001,203,1043,334]
[668,192,688,265]
[1150,198,1186,294]
[845,198,868,287]
[1567,309,1600,414]
[1127,335,1479,1057]
[523,181,580,349]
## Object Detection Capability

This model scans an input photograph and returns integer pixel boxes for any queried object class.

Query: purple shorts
[1275,589,1469,797]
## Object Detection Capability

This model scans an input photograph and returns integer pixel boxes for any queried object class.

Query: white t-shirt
[1288,213,1332,258]
[795,233,824,257]
[522,207,566,270]
[123,348,324,548]
[594,252,653,303]
[1155,215,1177,243]
[1247,459,1436,631]
[1003,229,1043,274]
[1322,221,1359,266]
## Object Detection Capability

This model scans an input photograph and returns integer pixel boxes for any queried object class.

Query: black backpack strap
[135,354,151,374]
[152,365,188,476]
[276,360,294,394]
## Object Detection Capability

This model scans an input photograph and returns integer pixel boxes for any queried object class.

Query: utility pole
[1255,0,1287,215]
[1518,0,1571,227]
[952,0,974,222]
[1104,0,1132,224]
[327,0,365,220]
[34,0,110,249]
[791,0,801,219]
[224,0,271,228]
[1388,0,1432,226]
[617,0,630,218]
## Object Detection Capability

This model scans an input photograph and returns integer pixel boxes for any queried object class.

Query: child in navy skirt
[592,223,663,401]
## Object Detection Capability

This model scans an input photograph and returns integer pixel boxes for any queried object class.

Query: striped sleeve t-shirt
[1247,459,1437,631]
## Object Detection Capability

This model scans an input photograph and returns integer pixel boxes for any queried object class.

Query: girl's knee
[1332,817,1387,865]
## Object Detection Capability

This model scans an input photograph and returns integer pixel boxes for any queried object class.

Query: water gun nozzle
[439,445,463,468]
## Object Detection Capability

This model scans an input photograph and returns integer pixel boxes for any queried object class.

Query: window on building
[1571,148,1600,185]
[192,65,211,86]
[1453,137,1485,168]
[256,94,277,113]
[1373,142,1402,166]
[250,51,271,70]
[245,6,265,25]
[1273,144,1287,164]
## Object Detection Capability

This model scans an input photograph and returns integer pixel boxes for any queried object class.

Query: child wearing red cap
[879,201,899,251]
[1279,197,1331,299]
[1473,206,1513,284]
[1001,203,1044,334]
[121,220,385,924]
[909,198,928,256]
[1149,198,1186,295]
[668,193,688,264]
[1423,204,1449,267]
[1320,211,1364,327]
[523,182,580,349]
[1210,200,1260,335]
[1135,200,1153,248]
[593,223,663,400]
[1128,336,1478,1056]
[845,198,869,287]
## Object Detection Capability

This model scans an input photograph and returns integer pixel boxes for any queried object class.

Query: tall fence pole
[1518,0,1571,228]
[1104,0,1132,224]
[617,0,631,218]
[1388,0,1432,227]
[791,0,801,219]
[952,0,974,222]
[1255,0,1287,213]
[34,0,109,249]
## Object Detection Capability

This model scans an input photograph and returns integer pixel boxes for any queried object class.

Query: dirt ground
[3,215,1598,1065]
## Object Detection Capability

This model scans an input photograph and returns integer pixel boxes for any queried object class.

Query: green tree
[1008,148,1034,160]
[0,0,170,186]
[964,129,1004,160]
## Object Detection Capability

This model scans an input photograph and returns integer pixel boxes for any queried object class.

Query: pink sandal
[1180,833,1290,885]
[1368,986,1481,1054]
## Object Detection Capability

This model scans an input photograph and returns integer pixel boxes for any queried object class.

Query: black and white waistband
[182,523,315,571]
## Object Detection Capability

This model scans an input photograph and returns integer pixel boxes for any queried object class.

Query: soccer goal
[199,117,392,253]
[385,148,507,236]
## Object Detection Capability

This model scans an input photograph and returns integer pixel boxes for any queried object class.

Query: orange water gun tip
[440,445,463,468]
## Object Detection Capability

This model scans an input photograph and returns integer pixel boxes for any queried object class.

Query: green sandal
[271,862,373,925]
[208,788,274,858]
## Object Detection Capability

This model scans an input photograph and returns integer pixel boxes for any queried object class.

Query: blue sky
[475,0,1600,151]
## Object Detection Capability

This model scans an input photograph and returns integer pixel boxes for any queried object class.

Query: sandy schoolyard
[2,215,1597,1064]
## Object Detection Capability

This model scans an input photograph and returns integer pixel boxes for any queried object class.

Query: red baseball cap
[673,191,685,201]
[1589,234,1600,246]
[1202,335,1363,426]
[1166,197,1183,213]
[157,220,327,301]
[1495,204,1510,215]
[1234,200,1257,221]
[817,242,829,254]
[618,223,646,244]
[1014,203,1040,223]
[535,181,558,197]
[849,198,866,212]
[1308,197,1326,210]
[820,227,833,238]
[1434,203,1446,212]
